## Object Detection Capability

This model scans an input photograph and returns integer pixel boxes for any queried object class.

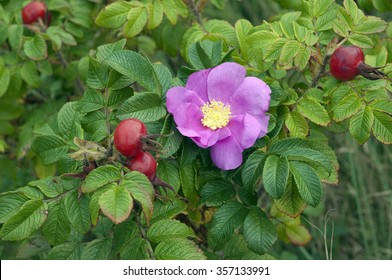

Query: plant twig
[311,53,331,87]
[188,0,206,32]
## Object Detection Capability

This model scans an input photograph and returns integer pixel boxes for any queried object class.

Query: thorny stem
[188,0,206,32]
[311,53,331,87]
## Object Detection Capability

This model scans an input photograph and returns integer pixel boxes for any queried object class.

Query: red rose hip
[114,118,147,158]
[329,46,364,81]
[126,151,157,180]
[22,2,51,25]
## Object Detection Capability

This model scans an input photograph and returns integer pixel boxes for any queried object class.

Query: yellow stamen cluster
[201,100,231,130]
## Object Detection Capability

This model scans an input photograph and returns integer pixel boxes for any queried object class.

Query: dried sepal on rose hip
[22,1,51,26]
[329,45,388,81]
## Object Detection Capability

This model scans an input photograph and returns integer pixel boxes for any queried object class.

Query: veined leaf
[349,106,374,144]
[372,110,392,144]
[42,200,70,245]
[147,219,196,243]
[57,102,82,141]
[269,138,309,154]
[116,92,166,123]
[297,98,330,126]
[348,33,374,48]
[241,151,266,191]
[285,111,309,138]
[150,199,187,224]
[274,176,306,217]
[368,98,392,115]
[244,208,277,255]
[262,155,289,199]
[123,6,148,38]
[82,165,121,193]
[286,224,312,246]
[0,200,48,241]
[333,93,362,122]
[281,148,332,173]
[210,201,249,246]
[75,89,105,113]
[99,185,133,224]
[155,238,206,260]
[23,33,47,60]
[95,1,133,28]
[0,192,29,223]
[32,135,69,165]
[81,239,112,260]
[146,1,163,29]
[121,172,154,223]
[289,161,322,207]
[121,238,151,260]
[200,180,236,207]
[46,242,82,260]
[64,191,90,234]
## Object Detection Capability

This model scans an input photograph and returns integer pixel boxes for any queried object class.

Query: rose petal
[210,136,243,170]
[254,114,270,138]
[186,68,211,102]
[229,77,271,116]
[227,114,261,149]
[166,86,204,114]
[207,62,246,104]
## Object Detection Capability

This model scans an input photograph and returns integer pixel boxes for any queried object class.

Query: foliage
[0,0,391,260]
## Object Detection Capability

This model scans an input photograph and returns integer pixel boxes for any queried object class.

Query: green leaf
[122,172,154,223]
[46,242,82,260]
[349,106,374,144]
[156,160,180,192]
[105,50,160,92]
[0,192,29,223]
[95,1,133,28]
[159,115,183,159]
[279,40,301,65]
[123,6,148,37]
[313,0,335,17]
[315,10,337,31]
[368,98,392,115]
[348,33,374,48]
[32,135,69,165]
[269,138,309,154]
[75,89,105,113]
[147,219,196,243]
[355,17,388,34]
[155,238,206,260]
[116,92,166,123]
[150,199,187,224]
[0,200,48,241]
[294,46,311,70]
[162,0,188,25]
[285,111,309,138]
[286,224,312,245]
[42,200,71,245]
[147,1,164,29]
[241,151,266,191]
[262,155,289,199]
[274,176,306,217]
[372,110,392,144]
[82,165,121,193]
[86,58,110,90]
[244,208,277,255]
[210,201,250,246]
[81,239,112,260]
[0,65,10,97]
[99,185,133,224]
[200,180,236,207]
[23,33,47,60]
[20,61,41,88]
[121,238,151,259]
[333,93,362,122]
[64,191,91,234]
[281,148,332,173]
[57,102,82,141]
[96,39,127,62]
[179,164,198,203]
[297,98,330,126]
[289,161,323,207]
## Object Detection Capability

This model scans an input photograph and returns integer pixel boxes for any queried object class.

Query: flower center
[201,100,231,130]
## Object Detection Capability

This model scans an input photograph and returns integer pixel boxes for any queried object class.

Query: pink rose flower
[166,62,271,170]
